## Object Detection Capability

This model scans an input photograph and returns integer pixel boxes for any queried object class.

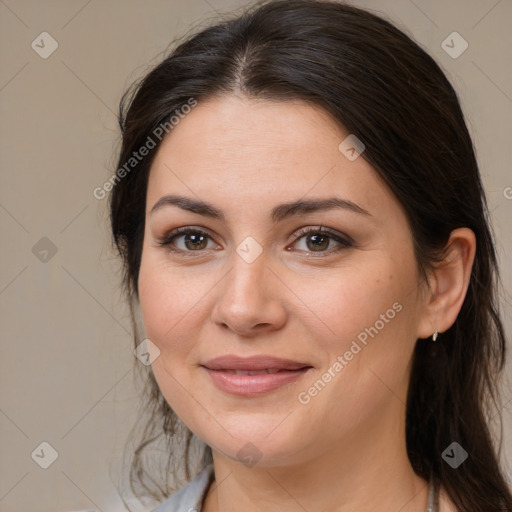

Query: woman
[109,1,512,510]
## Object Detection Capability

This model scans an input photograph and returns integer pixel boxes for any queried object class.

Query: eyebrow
[150,194,371,222]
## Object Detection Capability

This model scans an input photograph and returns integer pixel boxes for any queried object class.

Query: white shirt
[151,464,214,512]
[150,463,438,511]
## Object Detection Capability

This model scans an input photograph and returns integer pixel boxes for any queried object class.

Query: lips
[202,355,310,371]
[201,355,312,396]
[221,369,282,375]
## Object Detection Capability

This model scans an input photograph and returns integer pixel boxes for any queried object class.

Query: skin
[138,94,474,512]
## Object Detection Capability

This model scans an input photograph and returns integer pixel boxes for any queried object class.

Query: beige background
[1,0,511,511]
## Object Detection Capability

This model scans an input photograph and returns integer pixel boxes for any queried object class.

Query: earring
[432,330,439,342]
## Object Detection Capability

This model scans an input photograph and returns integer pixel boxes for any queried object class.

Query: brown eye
[158,228,218,253]
[181,231,208,250]
[304,233,330,251]
[291,227,353,256]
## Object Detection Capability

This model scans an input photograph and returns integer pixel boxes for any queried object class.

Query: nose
[210,247,288,337]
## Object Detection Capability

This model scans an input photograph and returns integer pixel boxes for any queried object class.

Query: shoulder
[438,484,459,512]
[151,464,214,512]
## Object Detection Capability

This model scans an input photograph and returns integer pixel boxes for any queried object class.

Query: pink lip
[203,355,310,371]
[201,355,312,397]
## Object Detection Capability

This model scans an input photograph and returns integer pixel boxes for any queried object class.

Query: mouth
[219,368,293,375]
[201,355,313,396]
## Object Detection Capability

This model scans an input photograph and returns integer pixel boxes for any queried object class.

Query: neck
[202,404,430,512]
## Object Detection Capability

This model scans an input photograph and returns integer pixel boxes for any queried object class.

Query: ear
[416,228,476,339]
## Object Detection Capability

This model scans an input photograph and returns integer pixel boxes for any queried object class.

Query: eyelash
[157,225,353,258]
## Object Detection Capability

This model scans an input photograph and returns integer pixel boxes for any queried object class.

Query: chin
[204,425,307,469]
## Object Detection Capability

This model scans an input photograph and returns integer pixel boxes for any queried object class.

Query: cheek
[297,253,420,411]
[296,255,416,352]
[137,251,208,425]
[137,249,202,359]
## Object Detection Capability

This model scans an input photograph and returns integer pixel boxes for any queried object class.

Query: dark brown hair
[109,1,512,510]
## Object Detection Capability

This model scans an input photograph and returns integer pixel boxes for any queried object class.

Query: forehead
[146,95,393,219]
[155,95,343,163]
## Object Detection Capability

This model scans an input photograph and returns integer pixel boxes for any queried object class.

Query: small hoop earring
[432,330,439,342]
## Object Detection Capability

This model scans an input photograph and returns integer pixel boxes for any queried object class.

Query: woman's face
[138,95,429,466]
